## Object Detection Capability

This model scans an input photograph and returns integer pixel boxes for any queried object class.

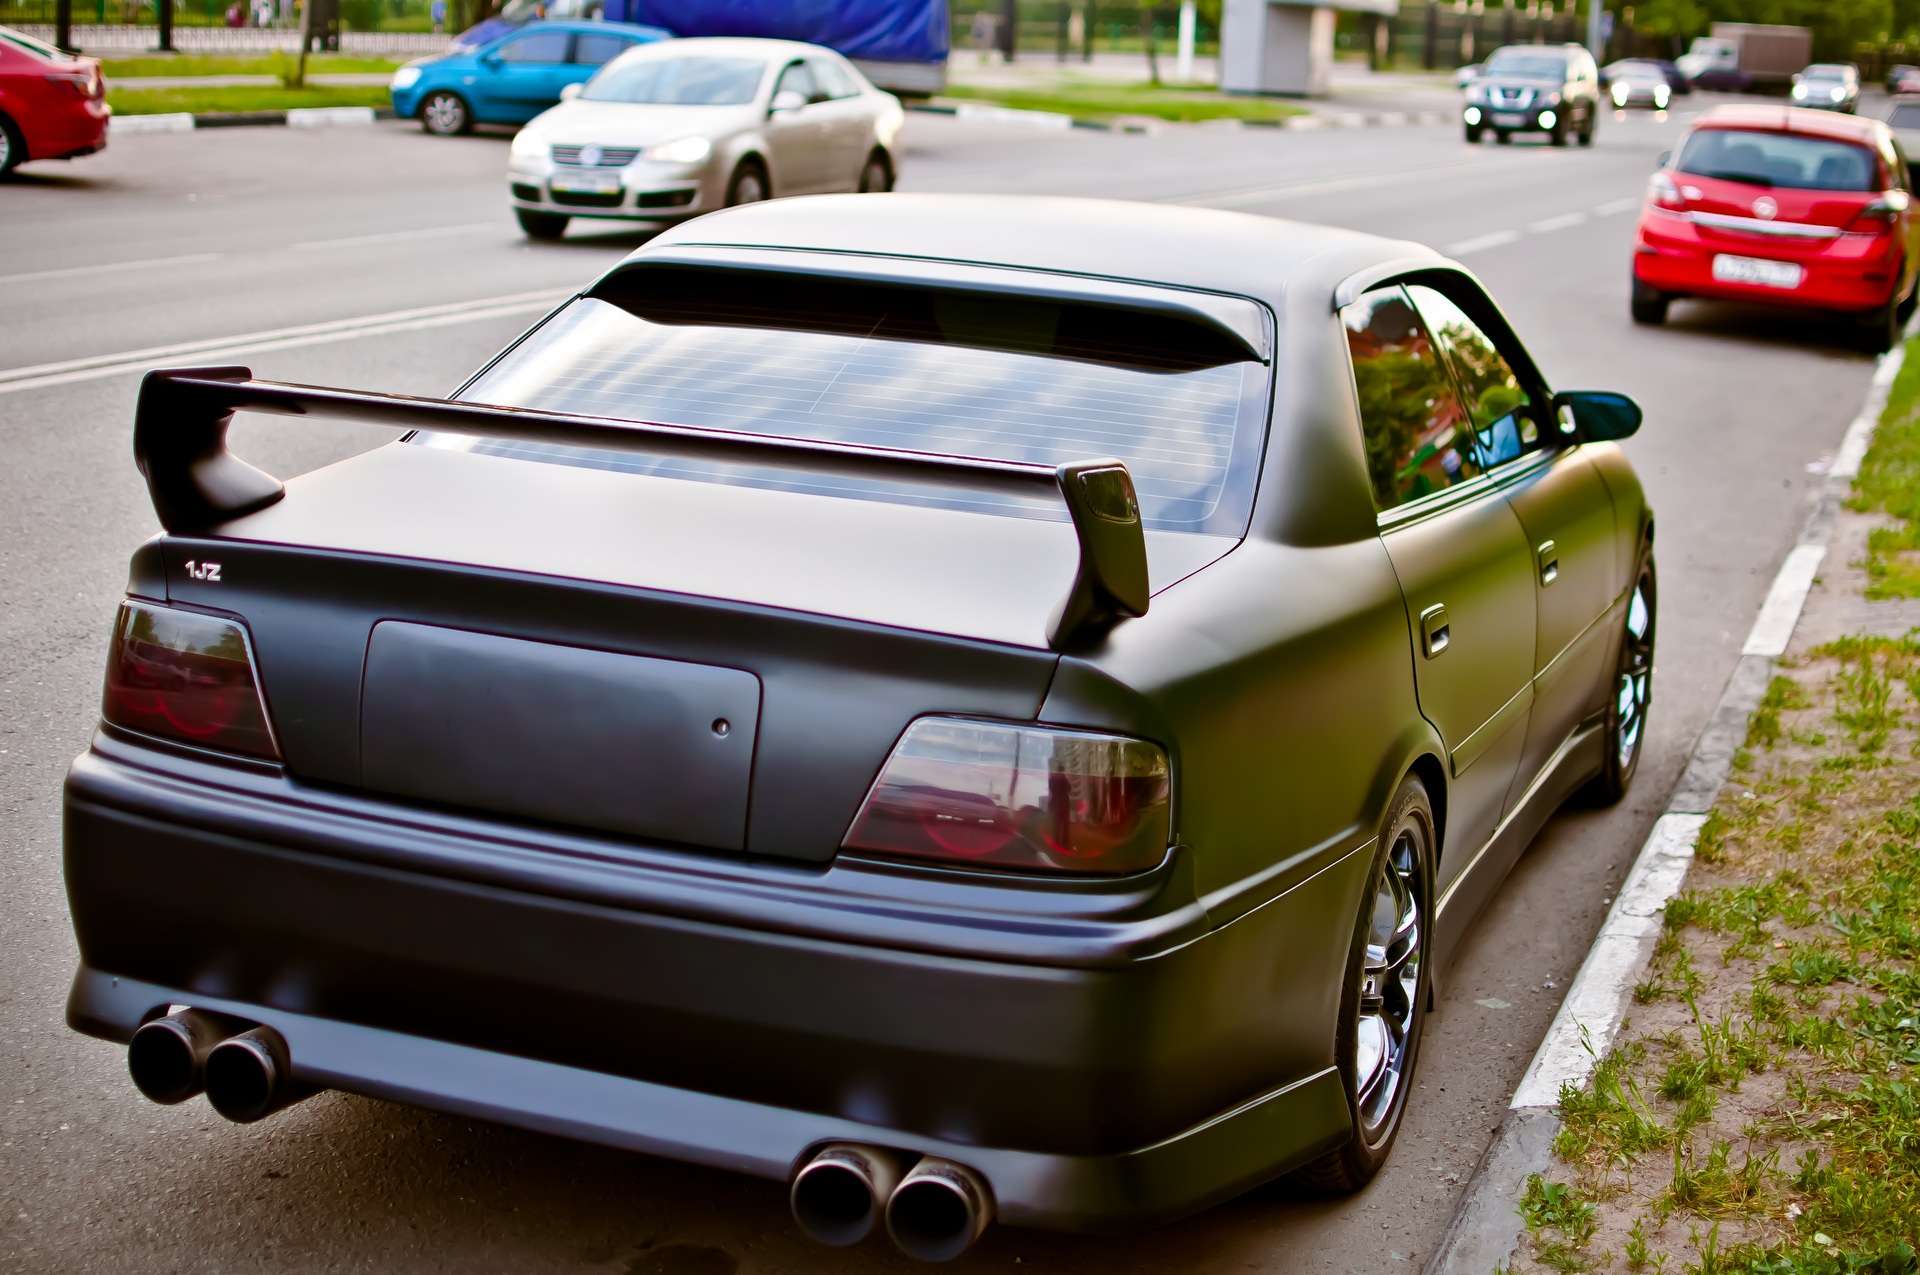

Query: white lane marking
[1173,153,1554,208]
[1528,212,1589,234]
[0,252,224,286]
[1593,196,1641,216]
[1742,544,1828,657]
[0,289,572,396]
[293,223,499,252]
[1444,229,1522,256]
[1509,812,1705,1109]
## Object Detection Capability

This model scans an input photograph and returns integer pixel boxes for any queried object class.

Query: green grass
[101,53,402,78]
[108,83,390,114]
[1851,333,1920,597]
[940,79,1306,124]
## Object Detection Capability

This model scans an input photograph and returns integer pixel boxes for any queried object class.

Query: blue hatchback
[390,19,672,135]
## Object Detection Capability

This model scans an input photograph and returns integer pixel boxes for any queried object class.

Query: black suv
[1464,43,1601,146]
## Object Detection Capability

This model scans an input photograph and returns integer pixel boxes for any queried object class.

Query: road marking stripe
[1172,152,1559,209]
[1528,211,1588,234]
[1593,196,1641,216]
[0,252,225,286]
[293,223,500,252]
[0,289,571,397]
[1443,229,1521,256]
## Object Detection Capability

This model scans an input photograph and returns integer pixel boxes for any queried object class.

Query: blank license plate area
[1491,112,1526,127]
[551,173,621,193]
[360,623,760,850]
[1712,254,1804,289]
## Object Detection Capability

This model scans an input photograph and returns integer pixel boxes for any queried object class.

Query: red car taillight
[1847,190,1910,235]
[101,601,280,760]
[45,69,100,99]
[843,718,1172,876]
[1649,171,1687,211]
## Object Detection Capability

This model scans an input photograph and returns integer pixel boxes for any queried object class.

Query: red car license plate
[1711,254,1804,290]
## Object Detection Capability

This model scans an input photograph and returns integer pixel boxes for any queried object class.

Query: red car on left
[0,25,108,176]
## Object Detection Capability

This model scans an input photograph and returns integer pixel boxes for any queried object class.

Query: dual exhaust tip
[127,1009,315,1124]
[790,1143,992,1262]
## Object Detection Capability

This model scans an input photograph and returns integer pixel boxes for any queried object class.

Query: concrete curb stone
[109,105,395,134]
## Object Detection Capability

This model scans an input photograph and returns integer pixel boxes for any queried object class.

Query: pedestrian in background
[432,0,445,32]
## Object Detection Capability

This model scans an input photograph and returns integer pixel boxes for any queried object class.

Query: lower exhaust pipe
[204,1026,316,1124]
[127,1008,249,1105]
[790,1143,907,1247]
[885,1157,993,1263]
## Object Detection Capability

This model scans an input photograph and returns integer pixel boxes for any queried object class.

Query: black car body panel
[66,193,1652,1233]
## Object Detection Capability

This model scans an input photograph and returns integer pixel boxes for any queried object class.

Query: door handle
[1537,539,1559,587]
[1419,603,1450,658]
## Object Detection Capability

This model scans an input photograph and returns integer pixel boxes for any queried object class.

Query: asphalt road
[0,103,1883,1274]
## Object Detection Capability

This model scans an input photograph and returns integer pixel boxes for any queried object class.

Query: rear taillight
[45,70,98,99]
[1649,171,1687,211]
[1848,190,1910,235]
[101,601,279,760]
[843,718,1171,876]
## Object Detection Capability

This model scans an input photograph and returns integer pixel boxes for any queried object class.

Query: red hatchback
[1631,105,1919,351]
[0,25,108,177]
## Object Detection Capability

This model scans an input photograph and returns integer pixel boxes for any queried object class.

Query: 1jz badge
[183,559,222,583]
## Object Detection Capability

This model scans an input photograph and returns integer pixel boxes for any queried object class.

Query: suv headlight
[390,65,421,90]
[510,129,544,159]
[644,135,712,165]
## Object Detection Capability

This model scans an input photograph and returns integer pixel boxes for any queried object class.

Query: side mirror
[560,81,582,101]
[769,89,806,114]
[1656,149,1671,168]
[1554,390,1643,441]
[480,51,502,67]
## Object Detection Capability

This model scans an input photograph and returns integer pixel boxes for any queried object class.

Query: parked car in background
[390,18,671,136]
[0,25,107,176]
[69,191,1654,1259]
[1631,106,1918,352]
[1462,43,1601,147]
[1791,63,1861,114]
[1888,63,1920,95]
[1605,56,1690,96]
[508,37,902,239]
[1605,60,1673,110]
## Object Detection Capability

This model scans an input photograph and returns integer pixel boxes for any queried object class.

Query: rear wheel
[1291,776,1432,1193]
[727,159,769,206]
[1587,554,1655,805]
[419,90,471,136]
[0,112,24,176]
[857,149,892,193]
[514,208,569,240]
[1630,277,1670,325]
[1859,298,1901,354]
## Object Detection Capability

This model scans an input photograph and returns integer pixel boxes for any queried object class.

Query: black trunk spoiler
[133,366,1150,651]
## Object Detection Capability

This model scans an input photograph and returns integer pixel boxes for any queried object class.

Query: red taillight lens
[101,601,279,760]
[843,718,1171,876]
[1649,171,1686,211]
[44,70,94,98]
[1848,191,1909,235]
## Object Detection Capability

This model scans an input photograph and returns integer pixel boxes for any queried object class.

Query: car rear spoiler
[133,366,1150,651]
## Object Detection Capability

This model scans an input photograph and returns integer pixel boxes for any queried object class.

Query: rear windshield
[430,270,1272,535]
[1673,128,1878,191]
[581,55,765,105]
[1485,52,1567,78]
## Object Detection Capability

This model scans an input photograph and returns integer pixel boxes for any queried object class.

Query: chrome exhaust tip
[203,1026,315,1124]
[885,1156,993,1263]
[127,1008,248,1105]
[791,1143,907,1247]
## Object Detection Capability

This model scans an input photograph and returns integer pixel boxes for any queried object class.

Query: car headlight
[1539,109,1558,129]
[1830,87,1846,102]
[1655,86,1670,106]
[644,135,712,165]
[1612,83,1629,104]
[510,129,544,159]
[390,65,421,90]
[1464,106,1482,125]
[1791,83,1807,97]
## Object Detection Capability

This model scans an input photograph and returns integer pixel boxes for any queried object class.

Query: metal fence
[1386,4,1589,71]
[945,1,1218,65]
[9,20,448,49]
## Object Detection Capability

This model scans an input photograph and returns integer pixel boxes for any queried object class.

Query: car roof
[640,193,1438,311]
[1802,64,1853,76]
[615,35,831,60]
[1692,104,1887,143]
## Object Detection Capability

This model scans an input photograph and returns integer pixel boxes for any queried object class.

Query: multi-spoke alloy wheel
[1293,776,1432,1192]
[1592,554,1656,804]
[420,91,469,137]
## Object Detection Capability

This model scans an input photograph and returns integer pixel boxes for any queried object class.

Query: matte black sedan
[66,195,1653,1259]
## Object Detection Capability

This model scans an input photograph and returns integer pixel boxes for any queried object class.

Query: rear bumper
[1633,207,1905,311]
[28,99,108,161]
[63,735,1359,1230]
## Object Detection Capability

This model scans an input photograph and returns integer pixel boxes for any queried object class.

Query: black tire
[1464,125,1483,144]
[1630,277,1670,325]
[1291,776,1433,1193]
[419,90,471,136]
[1859,298,1901,354]
[0,111,24,176]
[857,149,892,193]
[1577,121,1596,147]
[515,208,569,240]
[727,159,769,206]
[1900,287,1918,325]
[1549,119,1569,147]
[1587,553,1655,805]
[1495,130,1513,145]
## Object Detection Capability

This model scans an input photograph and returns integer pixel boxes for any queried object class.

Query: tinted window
[496,30,570,63]
[582,55,765,104]
[1485,51,1568,79]
[572,33,633,66]
[1343,286,1480,511]
[1675,128,1877,191]
[775,60,820,102]
[1405,285,1539,470]
[434,277,1271,535]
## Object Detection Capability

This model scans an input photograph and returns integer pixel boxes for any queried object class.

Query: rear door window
[571,33,634,66]
[1404,285,1541,471]
[437,270,1273,535]
[1342,285,1480,511]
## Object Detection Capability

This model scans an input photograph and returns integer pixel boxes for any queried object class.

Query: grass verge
[108,84,390,114]
[939,79,1305,124]
[1508,339,1920,1275]
[101,53,403,78]
[1850,342,1920,599]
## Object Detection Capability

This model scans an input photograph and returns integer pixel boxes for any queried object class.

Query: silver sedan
[507,37,905,239]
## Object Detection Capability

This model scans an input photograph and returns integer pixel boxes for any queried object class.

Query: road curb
[905,100,1448,134]
[1422,335,1911,1275]
[110,105,393,134]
